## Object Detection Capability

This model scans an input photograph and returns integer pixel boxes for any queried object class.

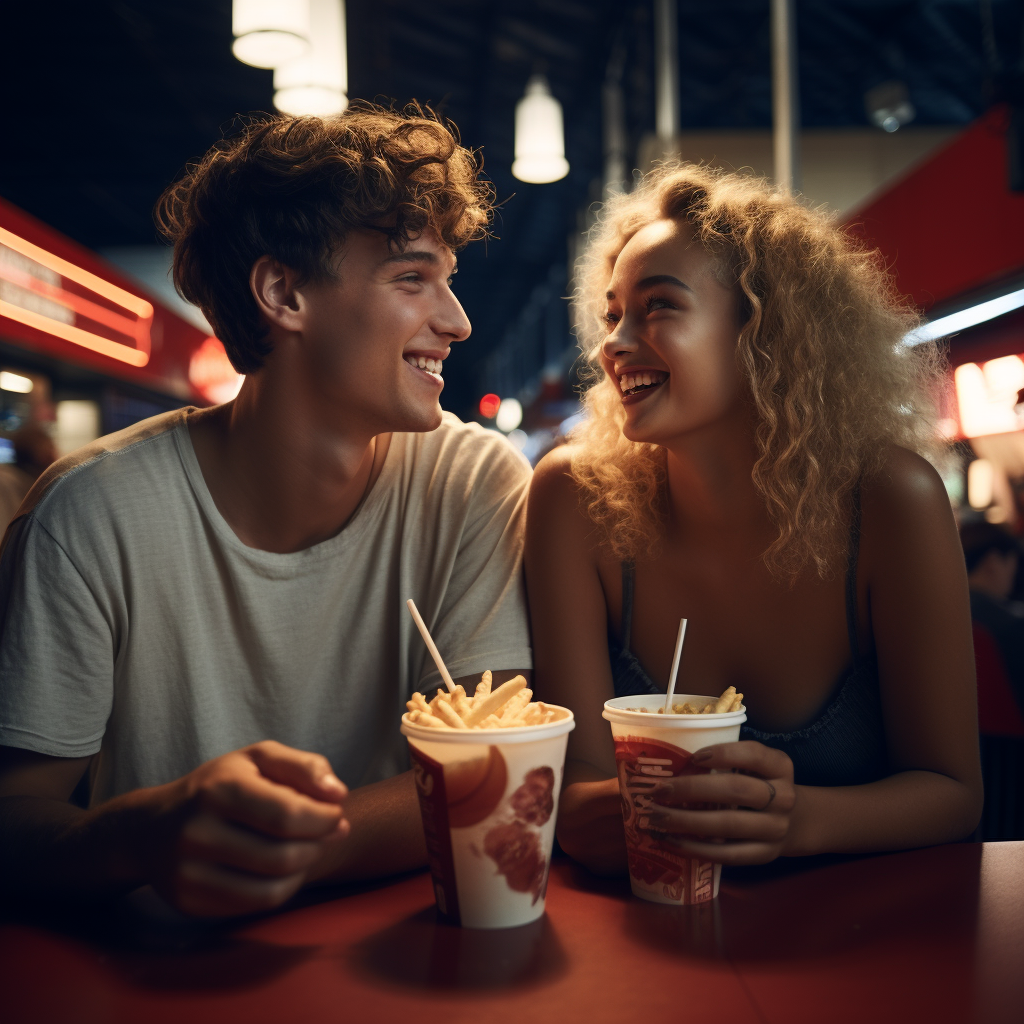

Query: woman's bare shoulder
[531,445,585,511]
[860,445,961,579]
[528,446,602,553]
[861,445,950,522]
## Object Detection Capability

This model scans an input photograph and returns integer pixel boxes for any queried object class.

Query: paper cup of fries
[602,690,746,906]
[401,672,575,929]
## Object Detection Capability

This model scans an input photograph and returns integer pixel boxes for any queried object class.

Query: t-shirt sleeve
[418,439,533,690]
[0,514,114,757]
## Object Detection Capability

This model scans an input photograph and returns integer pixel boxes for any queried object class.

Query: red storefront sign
[0,196,239,404]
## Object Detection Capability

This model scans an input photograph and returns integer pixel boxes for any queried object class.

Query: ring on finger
[759,780,776,812]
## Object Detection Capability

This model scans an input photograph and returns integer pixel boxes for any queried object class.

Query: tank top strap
[845,483,863,669]
[620,561,636,654]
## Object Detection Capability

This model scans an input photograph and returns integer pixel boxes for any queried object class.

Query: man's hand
[145,741,349,916]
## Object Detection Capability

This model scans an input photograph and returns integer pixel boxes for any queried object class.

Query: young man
[0,106,532,916]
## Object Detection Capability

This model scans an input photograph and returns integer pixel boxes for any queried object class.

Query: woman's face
[600,218,746,446]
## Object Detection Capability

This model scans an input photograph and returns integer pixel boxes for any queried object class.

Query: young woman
[526,164,982,873]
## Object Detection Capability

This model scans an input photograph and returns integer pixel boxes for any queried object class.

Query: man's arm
[306,669,532,884]
[0,741,348,916]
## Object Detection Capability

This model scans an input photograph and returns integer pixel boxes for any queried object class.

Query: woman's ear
[250,256,304,333]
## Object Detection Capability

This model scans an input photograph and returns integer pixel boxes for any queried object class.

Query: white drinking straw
[406,598,456,693]
[664,617,688,713]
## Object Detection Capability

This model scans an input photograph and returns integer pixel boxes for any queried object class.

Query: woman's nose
[601,321,638,361]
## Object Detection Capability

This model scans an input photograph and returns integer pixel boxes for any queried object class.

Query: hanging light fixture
[512,75,569,184]
[232,0,311,69]
[274,0,347,116]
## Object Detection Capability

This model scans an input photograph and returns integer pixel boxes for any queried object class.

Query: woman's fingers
[632,770,786,811]
[642,806,789,843]
[692,741,794,782]
[664,837,782,867]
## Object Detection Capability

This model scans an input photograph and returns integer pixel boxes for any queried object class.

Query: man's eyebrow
[606,274,692,300]
[380,250,457,273]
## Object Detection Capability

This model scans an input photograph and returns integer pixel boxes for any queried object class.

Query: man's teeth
[405,355,443,378]
[618,371,668,393]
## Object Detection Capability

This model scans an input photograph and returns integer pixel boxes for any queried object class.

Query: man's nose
[438,291,472,343]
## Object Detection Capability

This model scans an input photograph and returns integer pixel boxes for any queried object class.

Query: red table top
[2,842,1021,1024]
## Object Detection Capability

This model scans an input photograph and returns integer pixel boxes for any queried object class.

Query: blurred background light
[512,75,569,184]
[478,393,500,419]
[274,0,347,116]
[495,397,523,432]
[54,399,100,457]
[189,337,245,405]
[865,80,916,133]
[905,288,1024,346]
[232,0,311,69]
[0,370,33,394]
[968,458,995,509]
[506,428,528,451]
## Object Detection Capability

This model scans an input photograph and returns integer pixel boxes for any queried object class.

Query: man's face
[294,228,470,435]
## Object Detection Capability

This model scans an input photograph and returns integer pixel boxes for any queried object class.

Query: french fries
[628,686,744,715]
[405,672,561,730]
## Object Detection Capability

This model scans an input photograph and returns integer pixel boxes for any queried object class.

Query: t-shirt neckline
[173,411,395,568]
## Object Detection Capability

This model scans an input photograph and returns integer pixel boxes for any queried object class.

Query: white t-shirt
[0,409,533,805]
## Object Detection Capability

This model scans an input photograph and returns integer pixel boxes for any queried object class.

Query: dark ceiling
[2,0,1021,417]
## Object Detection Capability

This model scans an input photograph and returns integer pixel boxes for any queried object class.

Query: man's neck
[188,374,390,554]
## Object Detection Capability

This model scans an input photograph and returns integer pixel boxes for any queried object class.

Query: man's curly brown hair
[155,102,493,373]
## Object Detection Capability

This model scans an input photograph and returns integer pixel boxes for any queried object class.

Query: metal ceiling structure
[2,0,1022,418]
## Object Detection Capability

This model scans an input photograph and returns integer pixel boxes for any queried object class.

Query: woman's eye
[602,311,620,326]
[646,297,674,313]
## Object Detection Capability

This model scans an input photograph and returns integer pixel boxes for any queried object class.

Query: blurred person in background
[960,521,1024,839]
[527,164,982,875]
[0,424,57,535]
[0,105,533,917]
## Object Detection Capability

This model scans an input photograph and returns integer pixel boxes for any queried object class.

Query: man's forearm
[785,770,982,857]
[307,771,426,884]
[0,792,152,904]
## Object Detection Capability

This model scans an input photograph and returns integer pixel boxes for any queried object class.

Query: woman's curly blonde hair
[570,163,946,579]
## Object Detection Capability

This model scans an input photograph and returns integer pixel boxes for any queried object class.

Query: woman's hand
[632,741,796,866]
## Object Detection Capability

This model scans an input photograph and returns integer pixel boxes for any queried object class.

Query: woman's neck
[662,409,766,534]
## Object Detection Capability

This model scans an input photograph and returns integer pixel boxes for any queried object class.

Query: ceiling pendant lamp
[274,0,348,116]
[512,75,569,184]
[232,0,311,69]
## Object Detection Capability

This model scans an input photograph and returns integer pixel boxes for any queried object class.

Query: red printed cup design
[615,737,718,905]
[403,709,574,929]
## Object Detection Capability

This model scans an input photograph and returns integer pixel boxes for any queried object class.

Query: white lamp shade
[232,0,311,69]
[274,86,348,116]
[274,0,347,115]
[512,75,569,184]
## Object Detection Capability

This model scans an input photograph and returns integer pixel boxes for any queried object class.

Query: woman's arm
[648,448,984,864]
[525,448,627,874]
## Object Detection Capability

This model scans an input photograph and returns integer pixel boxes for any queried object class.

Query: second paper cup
[602,693,746,906]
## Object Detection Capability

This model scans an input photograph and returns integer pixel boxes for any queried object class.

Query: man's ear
[250,256,304,333]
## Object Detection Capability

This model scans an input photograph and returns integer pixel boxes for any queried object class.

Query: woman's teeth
[618,370,668,396]
[405,355,443,381]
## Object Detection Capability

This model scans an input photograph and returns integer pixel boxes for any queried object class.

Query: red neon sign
[0,225,153,367]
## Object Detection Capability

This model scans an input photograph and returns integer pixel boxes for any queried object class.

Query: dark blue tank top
[608,495,889,787]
